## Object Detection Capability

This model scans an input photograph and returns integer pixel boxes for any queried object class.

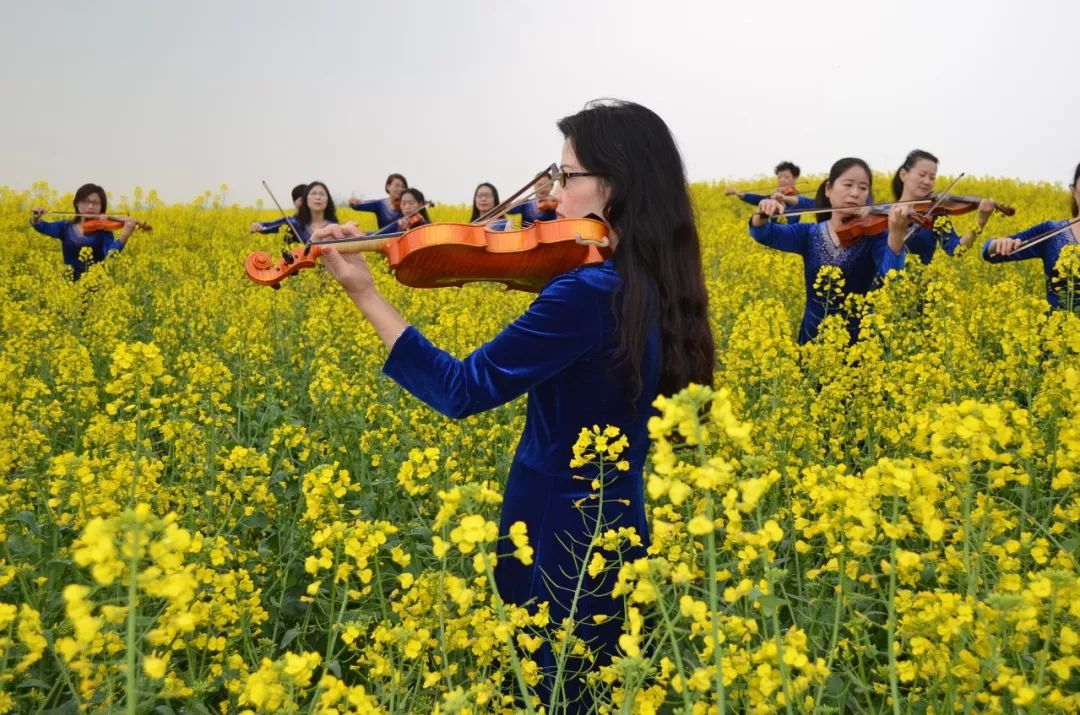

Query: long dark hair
[557,100,714,401]
[815,158,873,223]
[1071,162,1079,218]
[400,188,432,223]
[892,149,939,200]
[73,183,107,223]
[470,182,500,221]
[295,181,339,227]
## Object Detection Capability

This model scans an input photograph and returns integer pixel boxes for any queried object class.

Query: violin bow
[987,217,1080,256]
[261,180,302,245]
[475,164,558,225]
[729,180,813,195]
[756,198,931,222]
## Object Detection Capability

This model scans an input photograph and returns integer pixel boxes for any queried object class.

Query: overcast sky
[3,0,1077,206]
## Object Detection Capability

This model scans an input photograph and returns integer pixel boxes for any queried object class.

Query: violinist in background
[982,162,1080,309]
[727,161,815,222]
[270,181,338,243]
[749,158,908,343]
[30,183,137,280]
[250,183,307,237]
[469,182,511,231]
[891,150,994,264]
[348,173,407,229]
[315,100,715,711]
[505,177,558,226]
[373,188,431,235]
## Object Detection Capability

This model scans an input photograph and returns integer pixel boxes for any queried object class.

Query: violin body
[835,213,889,247]
[245,217,612,292]
[81,217,153,233]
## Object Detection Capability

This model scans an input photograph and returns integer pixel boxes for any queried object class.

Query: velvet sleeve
[740,192,766,206]
[939,219,961,256]
[505,203,526,216]
[32,220,65,239]
[255,217,287,234]
[350,199,384,214]
[870,232,907,275]
[981,221,1058,263]
[794,196,815,211]
[382,272,604,419]
[748,220,811,255]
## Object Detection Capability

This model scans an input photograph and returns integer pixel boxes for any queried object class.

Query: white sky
[2,0,1077,206]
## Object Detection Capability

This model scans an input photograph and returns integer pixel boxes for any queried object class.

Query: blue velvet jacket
[32,220,124,280]
[905,217,961,265]
[749,220,907,343]
[740,192,816,222]
[982,219,1079,308]
[349,198,401,229]
[382,259,659,685]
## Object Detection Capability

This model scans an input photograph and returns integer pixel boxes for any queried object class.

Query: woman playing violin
[982,162,1080,309]
[273,182,338,244]
[728,161,815,222]
[750,158,908,343]
[348,173,407,229]
[316,100,714,710]
[30,183,137,280]
[469,182,511,230]
[891,150,994,264]
[505,177,558,227]
[250,183,307,236]
[372,188,431,235]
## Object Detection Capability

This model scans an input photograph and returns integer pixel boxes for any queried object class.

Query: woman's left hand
[311,223,374,298]
[888,205,911,235]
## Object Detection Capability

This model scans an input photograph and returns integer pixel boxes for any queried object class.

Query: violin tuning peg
[271,283,281,291]
[281,249,295,265]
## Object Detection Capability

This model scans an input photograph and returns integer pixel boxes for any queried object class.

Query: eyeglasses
[552,170,601,189]
[77,198,102,206]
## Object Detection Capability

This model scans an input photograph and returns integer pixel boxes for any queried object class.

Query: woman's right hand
[987,237,1024,257]
[313,223,375,297]
[752,198,786,226]
[249,222,263,233]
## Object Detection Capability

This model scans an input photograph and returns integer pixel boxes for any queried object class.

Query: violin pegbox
[245,244,324,287]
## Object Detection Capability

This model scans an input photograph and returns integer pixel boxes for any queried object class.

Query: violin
[245,218,612,293]
[80,217,153,233]
[35,210,152,232]
[831,208,894,247]
[921,193,1016,218]
[390,196,402,211]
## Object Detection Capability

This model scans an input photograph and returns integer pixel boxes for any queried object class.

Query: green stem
[886,496,902,715]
